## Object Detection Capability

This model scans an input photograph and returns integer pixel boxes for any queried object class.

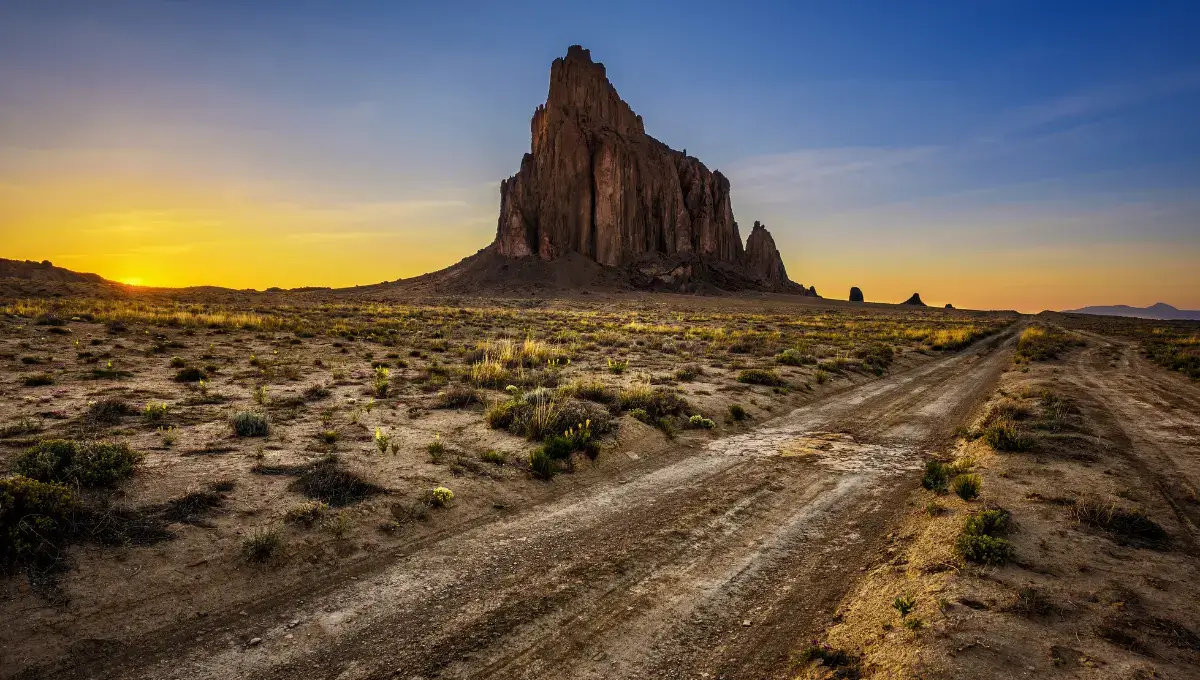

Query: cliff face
[743,221,800,293]
[494,46,801,293]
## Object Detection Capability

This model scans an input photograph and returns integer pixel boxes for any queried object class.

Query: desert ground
[2,282,1198,679]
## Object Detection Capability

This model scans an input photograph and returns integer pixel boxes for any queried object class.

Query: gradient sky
[2,0,1198,312]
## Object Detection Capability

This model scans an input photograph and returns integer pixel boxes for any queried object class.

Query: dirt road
[57,328,1019,680]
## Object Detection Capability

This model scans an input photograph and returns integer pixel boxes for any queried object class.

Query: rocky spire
[494,45,767,276]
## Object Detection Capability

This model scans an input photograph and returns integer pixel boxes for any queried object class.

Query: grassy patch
[955,508,1015,565]
[737,368,787,387]
[1070,497,1170,548]
[230,410,270,437]
[288,457,385,507]
[14,439,143,488]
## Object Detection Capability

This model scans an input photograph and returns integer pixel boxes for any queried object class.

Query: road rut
[77,328,1019,680]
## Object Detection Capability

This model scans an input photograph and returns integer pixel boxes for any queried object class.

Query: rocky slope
[0,258,105,283]
[487,45,807,294]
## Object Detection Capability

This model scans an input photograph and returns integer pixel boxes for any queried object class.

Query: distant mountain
[1063,302,1200,321]
[0,258,106,284]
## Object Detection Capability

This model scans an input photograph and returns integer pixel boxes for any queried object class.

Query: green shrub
[85,398,134,426]
[241,528,282,563]
[142,402,170,424]
[982,418,1031,451]
[892,594,917,617]
[951,474,982,501]
[729,404,747,421]
[775,348,815,366]
[288,457,384,507]
[174,366,204,382]
[855,342,895,371]
[428,486,454,507]
[15,439,143,487]
[0,476,76,569]
[372,365,390,397]
[529,448,554,479]
[427,434,446,463]
[435,385,481,408]
[479,450,506,465]
[921,460,951,493]
[1070,498,1170,547]
[169,356,186,368]
[688,414,716,429]
[22,373,54,387]
[956,508,1015,565]
[618,386,689,420]
[230,411,269,437]
[737,368,786,387]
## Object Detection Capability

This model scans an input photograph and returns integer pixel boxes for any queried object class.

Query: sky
[1,0,1198,312]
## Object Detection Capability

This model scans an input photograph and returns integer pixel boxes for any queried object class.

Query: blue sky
[1,0,1198,310]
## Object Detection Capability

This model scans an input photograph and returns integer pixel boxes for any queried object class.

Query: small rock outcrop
[743,221,803,293]
[490,45,805,293]
[849,287,864,302]
[903,293,926,306]
[945,303,954,309]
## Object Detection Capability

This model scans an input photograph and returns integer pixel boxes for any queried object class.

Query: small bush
[428,486,454,507]
[285,501,329,527]
[15,439,143,487]
[84,398,134,427]
[951,474,982,501]
[674,363,703,381]
[485,400,521,430]
[737,368,786,387]
[467,358,511,388]
[689,414,716,429]
[1071,498,1170,547]
[435,385,481,408]
[607,358,628,374]
[566,379,616,404]
[320,429,340,444]
[797,643,861,675]
[775,348,815,366]
[230,411,269,437]
[729,404,748,421]
[289,457,384,507]
[618,386,689,420]
[22,373,54,387]
[372,365,390,397]
[893,594,917,617]
[174,366,204,382]
[529,448,554,480]
[956,508,1015,565]
[479,449,506,465]
[982,418,1031,451]
[241,528,282,563]
[855,342,895,371]
[374,427,392,455]
[142,402,170,424]
[921,460,951,493]
[169,356,187,368]
[0,418,42,438]
[1,476,76,570]
[814,369,829,385]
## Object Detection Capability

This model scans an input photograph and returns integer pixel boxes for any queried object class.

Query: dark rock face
[945,303,954,309]
[903,293,926,306]
[849,286,864,302]
[493,46,802,293]
[744,221,802,293]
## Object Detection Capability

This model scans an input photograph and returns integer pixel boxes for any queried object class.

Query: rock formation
[491,45,806,294]
[945,303,954,309]
[903,293,926,306]
[849,287,864,302]
[743,222,803,292]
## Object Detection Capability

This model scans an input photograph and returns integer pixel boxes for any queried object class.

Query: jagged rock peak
[849,286,864,302]
[903,293,926,306]
[744,221,799,293]
[491,46,801,293]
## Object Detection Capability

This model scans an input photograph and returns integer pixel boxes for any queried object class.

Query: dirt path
[1065,332,1200,549]
[53,328,1020,680]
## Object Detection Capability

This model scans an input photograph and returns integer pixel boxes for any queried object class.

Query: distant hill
[1063,302,1200,321]
[0,258,106,284]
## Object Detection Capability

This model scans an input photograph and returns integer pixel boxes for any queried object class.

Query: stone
[903,293,926,306]
[490,46,804,293]
[744,221,802,292]
[945,303,954,309]
[849,286,864,302]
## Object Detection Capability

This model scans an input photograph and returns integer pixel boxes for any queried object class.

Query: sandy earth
[807,322,1200,680]
[18,324,1020,680]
